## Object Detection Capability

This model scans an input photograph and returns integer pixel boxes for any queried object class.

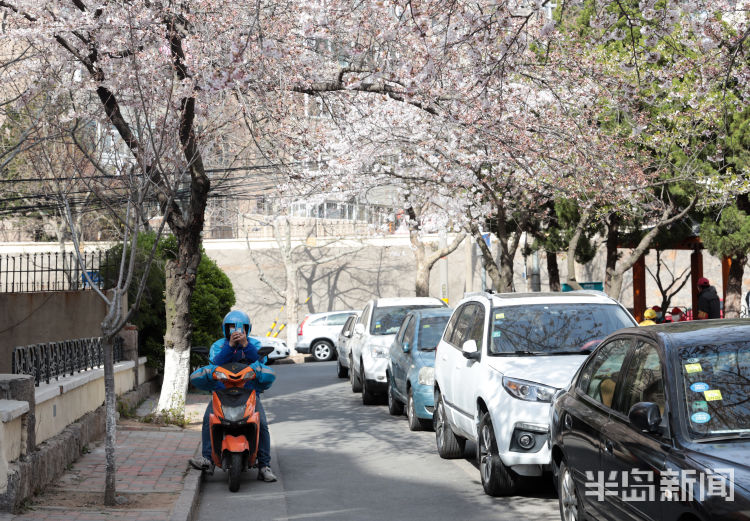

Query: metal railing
[0,251,114,293]
[12,336,124,386]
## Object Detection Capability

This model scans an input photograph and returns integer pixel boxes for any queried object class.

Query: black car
[550,320,750,521]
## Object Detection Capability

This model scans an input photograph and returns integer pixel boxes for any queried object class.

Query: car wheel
[265,358,276,365]
[407,389,431,431]
[387,377,404,415]
[361,364,378,405]
[311,340,335,362]
[558,460,583,521]
[337,358,348,379]
[478,412,519,496]
[350,356,362,392]
[435,392,465,459]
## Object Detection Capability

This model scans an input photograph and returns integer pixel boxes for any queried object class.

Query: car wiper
[419,347,437,351]
[694,432,750,443]
[544,350,592,356]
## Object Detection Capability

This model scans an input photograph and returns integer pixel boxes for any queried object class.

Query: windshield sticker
[422,324,431,328]
[704,389,723,401]
[691,412,711,424]
[495,313,505,319]
[687,357,700,364]
[684,363,703,374]
[375,324,381,329]
[690,382,710,393]
[692,401,709,412]
[492,331,502,338]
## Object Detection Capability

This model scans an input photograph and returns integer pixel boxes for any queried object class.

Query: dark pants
[202,394,271,467]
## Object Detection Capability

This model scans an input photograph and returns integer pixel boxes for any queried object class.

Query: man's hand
[229,330,249,348]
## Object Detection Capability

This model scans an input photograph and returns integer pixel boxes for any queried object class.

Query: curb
[273,354,315,365]
[169,442,203,521]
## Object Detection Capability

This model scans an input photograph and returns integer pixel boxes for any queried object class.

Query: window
[342,316,356,336]
[466,305,486,352]
[396,316,412,344]
[309,316,327,326]
[449,305,479,348]
[578,338,632,409]
[403,318,417,348]
[490,303,634,355]
[327,313,352,326]
[361,304,372,330]
[442,309,460,346]
[418,315,451,350]
[617,343,665,417]
[370,305,443,335]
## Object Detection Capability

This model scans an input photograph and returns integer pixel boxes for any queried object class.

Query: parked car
[296,310,358,362]
[249,335,290,364]
[551,320,750,521]
[433,291,636,496]
[387,308,453,431]
[336,312,361,378]
[350,297,447,405]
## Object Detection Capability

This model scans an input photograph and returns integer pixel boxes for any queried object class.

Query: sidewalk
[5,395,205,521]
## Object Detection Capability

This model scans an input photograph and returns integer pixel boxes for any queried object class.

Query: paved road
[196,362,560,521]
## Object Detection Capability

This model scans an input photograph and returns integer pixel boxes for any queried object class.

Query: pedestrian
[669,307,687,322]
[651,305,664,323]
[639,308,658,326]
[696,277,721,320]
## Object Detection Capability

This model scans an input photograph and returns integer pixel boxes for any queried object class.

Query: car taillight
[298,316,309,336]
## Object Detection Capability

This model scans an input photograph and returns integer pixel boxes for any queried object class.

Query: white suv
[350,297,446,404]
[433,291,635,496]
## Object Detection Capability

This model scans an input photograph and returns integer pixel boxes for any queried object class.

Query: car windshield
[371,305,442,335]
[679,342,750,439]
[418,316,450,350]
[489,303,634,354]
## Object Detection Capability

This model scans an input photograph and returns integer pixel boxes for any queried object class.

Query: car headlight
[371,345,390,358]
[418,367,435,386]
[503,376,557,403]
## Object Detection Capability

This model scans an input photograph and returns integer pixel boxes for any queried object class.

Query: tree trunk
[495,233,515,293]
[415,264,430,297]
[285,261,298,349]
[724,254,746,319]
[156,254,197,414]
[608,272,625,302]
[565,213,588,291]
[102,333,117,505]
[604,214,620,296]
[470,223,504,291]
[547,251,561,291]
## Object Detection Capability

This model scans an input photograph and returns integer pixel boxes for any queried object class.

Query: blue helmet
[222,310,251,339]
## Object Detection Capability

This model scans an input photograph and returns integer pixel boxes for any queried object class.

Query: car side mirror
[628,402,662,434]
[257,346,275,359]
[354,323,365,336]
[402,342,410,353]
[462,339,480,360]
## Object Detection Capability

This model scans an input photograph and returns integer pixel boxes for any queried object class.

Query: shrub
[104,232,235,368]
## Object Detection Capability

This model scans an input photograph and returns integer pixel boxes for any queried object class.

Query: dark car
[550,320,750,521]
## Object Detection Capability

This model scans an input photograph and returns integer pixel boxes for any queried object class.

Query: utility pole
[439,230,449,303]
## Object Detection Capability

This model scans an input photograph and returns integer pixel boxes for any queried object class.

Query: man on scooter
[189,310,278,482]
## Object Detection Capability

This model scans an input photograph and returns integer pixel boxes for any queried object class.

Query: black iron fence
[0,251,114,293]
[12,336,124,386]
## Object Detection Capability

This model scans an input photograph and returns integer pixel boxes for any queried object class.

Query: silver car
[335,312,361,378]
[250,335,290,364]
[296,310,358,362]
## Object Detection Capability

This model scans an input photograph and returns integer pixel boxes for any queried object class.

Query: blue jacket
[190,336,275,392]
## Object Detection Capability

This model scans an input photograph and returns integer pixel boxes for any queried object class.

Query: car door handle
[604,440,614,454]
[564,413,573,430]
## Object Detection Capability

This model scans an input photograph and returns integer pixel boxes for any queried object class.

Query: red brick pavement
[11,426,200,521]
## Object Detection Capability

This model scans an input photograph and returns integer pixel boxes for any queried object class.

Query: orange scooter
[209,346,273,492]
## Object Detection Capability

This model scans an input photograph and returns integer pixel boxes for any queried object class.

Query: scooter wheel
[229,453,243,492]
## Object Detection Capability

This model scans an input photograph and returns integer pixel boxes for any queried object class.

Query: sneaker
[257,466,278,482]
[189,456,214,475]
